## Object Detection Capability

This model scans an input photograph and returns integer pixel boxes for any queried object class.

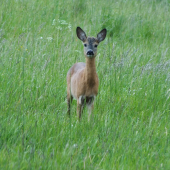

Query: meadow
[0,0,170,169]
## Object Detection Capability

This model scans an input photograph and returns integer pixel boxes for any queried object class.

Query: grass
[0,0,170,169]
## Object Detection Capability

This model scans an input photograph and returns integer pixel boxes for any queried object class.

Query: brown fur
[67,27,107,120]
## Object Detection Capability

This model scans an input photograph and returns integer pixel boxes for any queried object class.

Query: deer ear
[97,28,107,43]
[76,27,87,42]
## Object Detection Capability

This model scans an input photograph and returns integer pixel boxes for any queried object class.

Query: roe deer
[67,27,107,120]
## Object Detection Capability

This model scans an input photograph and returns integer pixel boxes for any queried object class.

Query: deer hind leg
[77,96,85,120]
[87,104,94,122]
[86,96,95,121]
[67,94,73,116]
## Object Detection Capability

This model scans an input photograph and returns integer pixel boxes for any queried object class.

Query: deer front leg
[67,94,73,116]
[77,102,82,120]
[77,96,85,120]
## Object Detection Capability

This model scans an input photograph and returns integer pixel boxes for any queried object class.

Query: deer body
[67,27,107,120]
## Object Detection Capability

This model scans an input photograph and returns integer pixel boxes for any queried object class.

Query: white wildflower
[47,37,53,42]
[73,144,78,148]
[56,26,62,30]
[60,20,68,25]
[68,23,72,31]
[52,19,56,25]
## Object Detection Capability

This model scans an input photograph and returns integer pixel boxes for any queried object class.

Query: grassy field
[0,0,170,169]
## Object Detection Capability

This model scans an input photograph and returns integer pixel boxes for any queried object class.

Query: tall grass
[0,0,170,169]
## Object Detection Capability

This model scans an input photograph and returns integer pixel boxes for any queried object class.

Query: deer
[67,27,107,121]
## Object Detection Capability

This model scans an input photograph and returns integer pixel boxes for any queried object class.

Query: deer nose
[87,50,94,56]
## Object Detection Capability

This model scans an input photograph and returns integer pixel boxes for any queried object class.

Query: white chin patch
[87,55,94,58]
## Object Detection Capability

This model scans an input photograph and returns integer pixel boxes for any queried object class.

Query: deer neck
[85,57,96,84]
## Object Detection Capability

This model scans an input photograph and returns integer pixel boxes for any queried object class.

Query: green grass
[0,0,170,169]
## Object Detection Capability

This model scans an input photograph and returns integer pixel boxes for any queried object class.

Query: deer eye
[94,44,98,48]
[84,44,87,47]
